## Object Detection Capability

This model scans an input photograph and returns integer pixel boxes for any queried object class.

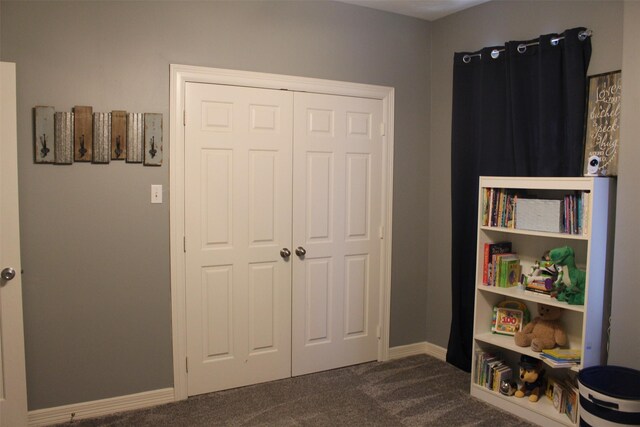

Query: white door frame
[169,64,394,401]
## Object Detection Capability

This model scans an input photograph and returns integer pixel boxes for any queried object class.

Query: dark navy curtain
[447,28,592,371]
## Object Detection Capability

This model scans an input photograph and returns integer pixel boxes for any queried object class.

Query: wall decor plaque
[34,106,55,163]
[74,106,93,162]
[111,110,127,160]
[583,70,621,176]
[93,112,111,164]
[144,113,162,166]
[54,111,74,164]
[127,112,144,163]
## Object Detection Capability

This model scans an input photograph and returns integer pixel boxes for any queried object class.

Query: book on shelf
[482,242,512,285]
[524,276,555,297]
[490,252,520,287]
[491,307,524,335]
[491,300,529,335]
[539,356,579,369]
[547,376,579,422]
[474,350,512,391]
[482,188,517,228]
[541,348,582,362]
[564,382,579,423]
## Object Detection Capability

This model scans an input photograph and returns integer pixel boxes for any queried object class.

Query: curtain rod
[462,29,592,64]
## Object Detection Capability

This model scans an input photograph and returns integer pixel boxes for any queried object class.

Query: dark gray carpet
[58,355,537,426]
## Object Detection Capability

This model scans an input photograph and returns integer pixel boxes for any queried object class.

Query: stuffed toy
[514,303,567,352]
[549,246,586,305]
[514,355,545,402]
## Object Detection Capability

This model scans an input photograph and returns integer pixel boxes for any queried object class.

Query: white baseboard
[388,341,447,361]
[28,387,175,426]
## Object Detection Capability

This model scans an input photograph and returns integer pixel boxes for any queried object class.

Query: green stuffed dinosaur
[549,246,586,305]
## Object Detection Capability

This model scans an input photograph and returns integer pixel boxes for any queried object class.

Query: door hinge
[183,236,186,253]
[183,110,186,126]
[186,357,189,373]
[379,122,386,136]
[378,225,384,239]
[377,325,381,339]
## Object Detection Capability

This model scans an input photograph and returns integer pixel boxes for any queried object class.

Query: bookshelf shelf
[471,384,575,426]
[471,176,616,426]
[477,286,585,313]
[480,225,589,241]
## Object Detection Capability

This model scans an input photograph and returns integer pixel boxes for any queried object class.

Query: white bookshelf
[470,176,616,426]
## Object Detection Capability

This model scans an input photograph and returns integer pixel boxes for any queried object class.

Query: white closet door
[291,92,383,376]
[184,83,293,395]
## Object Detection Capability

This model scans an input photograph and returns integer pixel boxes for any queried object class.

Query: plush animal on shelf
[514,355,545,402]
[549,246,586,305]
[514,303,567,352]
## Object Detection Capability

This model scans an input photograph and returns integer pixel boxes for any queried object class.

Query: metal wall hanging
[33,106,162,167]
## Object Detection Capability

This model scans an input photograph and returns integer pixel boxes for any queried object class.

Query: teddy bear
[514,303,567,352]
[514,355,545,402]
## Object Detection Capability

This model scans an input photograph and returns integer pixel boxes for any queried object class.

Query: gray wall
[0,1,432,410]
[609,1,640,369]
[428,1,625,347]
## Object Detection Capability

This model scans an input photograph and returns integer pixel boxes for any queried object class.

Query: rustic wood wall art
[93,112,111,164]
[54,112,74,164]
[34,106,55,163]
[111,111,127,160]
[74,106,93,162]
[34,106,162,167]
[144,113,162,166]
[127,112,144,163]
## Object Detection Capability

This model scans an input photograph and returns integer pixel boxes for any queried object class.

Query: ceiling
[334,0,490,21]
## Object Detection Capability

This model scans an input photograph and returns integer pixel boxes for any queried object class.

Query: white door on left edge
[184,83,293,395]
[0,62,28,427]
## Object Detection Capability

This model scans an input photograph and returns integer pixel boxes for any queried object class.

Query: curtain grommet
[517,44,527,54]
[491,49,500,59]
[463,55,471,64]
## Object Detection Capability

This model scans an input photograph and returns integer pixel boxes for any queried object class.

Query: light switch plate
[151,185,162,204]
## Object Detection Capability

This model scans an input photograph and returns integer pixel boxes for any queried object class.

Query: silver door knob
[295,247,306,257]
[280,248,291,259]
[1,267,16,281]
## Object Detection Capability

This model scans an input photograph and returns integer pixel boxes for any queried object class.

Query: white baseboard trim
[28,387,175,426]
[388,341,447,361]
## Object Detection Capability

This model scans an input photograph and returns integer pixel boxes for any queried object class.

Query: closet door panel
[292,92,383,376]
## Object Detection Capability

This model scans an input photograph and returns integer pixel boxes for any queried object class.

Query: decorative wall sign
[54,112,74,164]
[127,112,144,163]
[34,105,162,167]
[74,106,93,162]
[34,106,55,163]
[93,112,111,164]
[144,113,162,166]
[583,70,621,176]
[111,110,127,160]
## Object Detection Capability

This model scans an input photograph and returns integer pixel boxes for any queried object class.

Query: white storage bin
[515,198,562,233]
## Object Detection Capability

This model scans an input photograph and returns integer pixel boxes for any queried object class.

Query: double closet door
[184,83,382,396]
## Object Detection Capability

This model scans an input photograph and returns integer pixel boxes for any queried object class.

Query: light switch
[151,185,162,204]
